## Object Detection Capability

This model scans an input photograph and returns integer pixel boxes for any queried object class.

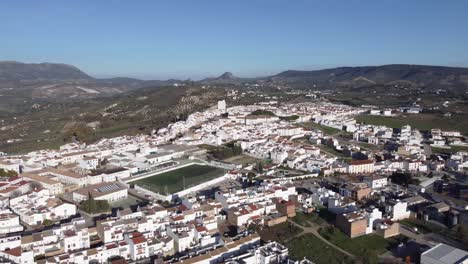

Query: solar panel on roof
[97,184,120,193]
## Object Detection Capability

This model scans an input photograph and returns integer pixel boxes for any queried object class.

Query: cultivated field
[133,164,225,194]
[223,154,262,165]
[356,113,468,135]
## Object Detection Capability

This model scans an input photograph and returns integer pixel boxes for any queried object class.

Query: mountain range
[268,64,468,90]
[1,61,467,111]
[0,61,91,80]
[1,60,467,153]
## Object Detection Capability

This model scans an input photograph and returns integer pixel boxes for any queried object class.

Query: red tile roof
[4,246,21,257]
[350,160,374,165]
[131,236,146,245]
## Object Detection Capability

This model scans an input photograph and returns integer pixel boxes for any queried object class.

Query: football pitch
[133,164,225,194]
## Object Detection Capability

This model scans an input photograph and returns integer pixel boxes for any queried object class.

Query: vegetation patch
[79,196,111,214]
[390,172,421,187]
[279,115,299,121]
[316,144,347,157]
[201,141,242,160]
[223,154,263,166]
[286,234,354,264]
[399,218,463,244]
[258,222,303,243]
[299,122,341,135]
[249,109,276,116]
[292,213,312,227]
[432,145,468,154]
[0,169,18,177]
[319,226,389,263]
[356,114,468,135]
[292,212,327,226]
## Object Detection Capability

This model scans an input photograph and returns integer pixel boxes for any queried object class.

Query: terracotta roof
[349,160,374,165]
[4,246,21,257]
[131,236,146,244]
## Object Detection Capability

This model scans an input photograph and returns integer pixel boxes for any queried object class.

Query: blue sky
[1,1,467,79]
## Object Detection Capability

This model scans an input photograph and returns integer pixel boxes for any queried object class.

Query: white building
[0,209,23,235]
[362,176,388,189]
[72,181,128,203]
[386,200,411,221]
[9,189,76,226]
[218,100,227,111]
[347,160,375,174]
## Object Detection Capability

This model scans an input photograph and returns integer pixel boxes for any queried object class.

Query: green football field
[133,164,225,194]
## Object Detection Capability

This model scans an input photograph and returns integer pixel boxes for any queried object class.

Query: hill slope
[0,61,92,80]
[0,85,225,153]
[269,64,468,92]
[0,61,184,111]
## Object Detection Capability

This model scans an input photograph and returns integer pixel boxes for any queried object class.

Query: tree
[63,124,94,143]
[319,170,325,177]
[0,169,18,177]
[256,161,264,173]
[362,249,378,264]
[30,181,43,191]
[247,172,256,186]
[10,190,21,198]
[249,110,276,116]
[79,192,110,214]
[457,225,468,245]
[390,172,417,186]
[210,142,242,160]
[88,191,96,213]
[42,219,54,227]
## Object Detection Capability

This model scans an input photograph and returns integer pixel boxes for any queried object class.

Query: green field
[319,227,389,263]
[286,234,354,264]
[299,122,341,135]
[258,222,304,244]
[292,212,325,226]
[356,114,468,135]
[292,210,336,227]
[432,145,468,154]
[316,144,347,157]
[223,154,263,166]
[133,164,225,194]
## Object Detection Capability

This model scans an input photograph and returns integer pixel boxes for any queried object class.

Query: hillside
[0,61,183,112]
[1,62,467,153]
[0,61,92,80]
[268,64,468,93]
[0,85,225,153]
[199,71,247,85]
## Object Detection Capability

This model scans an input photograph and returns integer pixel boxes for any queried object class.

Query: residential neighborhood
[0,99,466,264]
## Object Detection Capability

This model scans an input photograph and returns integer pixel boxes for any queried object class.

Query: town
[0,96,466,264]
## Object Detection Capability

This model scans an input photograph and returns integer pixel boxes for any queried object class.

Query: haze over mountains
[1,61,467,108]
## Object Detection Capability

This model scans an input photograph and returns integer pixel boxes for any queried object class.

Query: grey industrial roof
[422,243,468,264]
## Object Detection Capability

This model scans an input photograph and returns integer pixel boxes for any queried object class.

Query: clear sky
[1,1,468,79]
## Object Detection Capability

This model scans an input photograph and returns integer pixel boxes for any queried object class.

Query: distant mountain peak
[217,72,237,80]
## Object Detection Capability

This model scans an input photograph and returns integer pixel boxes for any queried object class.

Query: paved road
[287,220,356,259]
[399,225,466,250]
[399,225,435,247]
